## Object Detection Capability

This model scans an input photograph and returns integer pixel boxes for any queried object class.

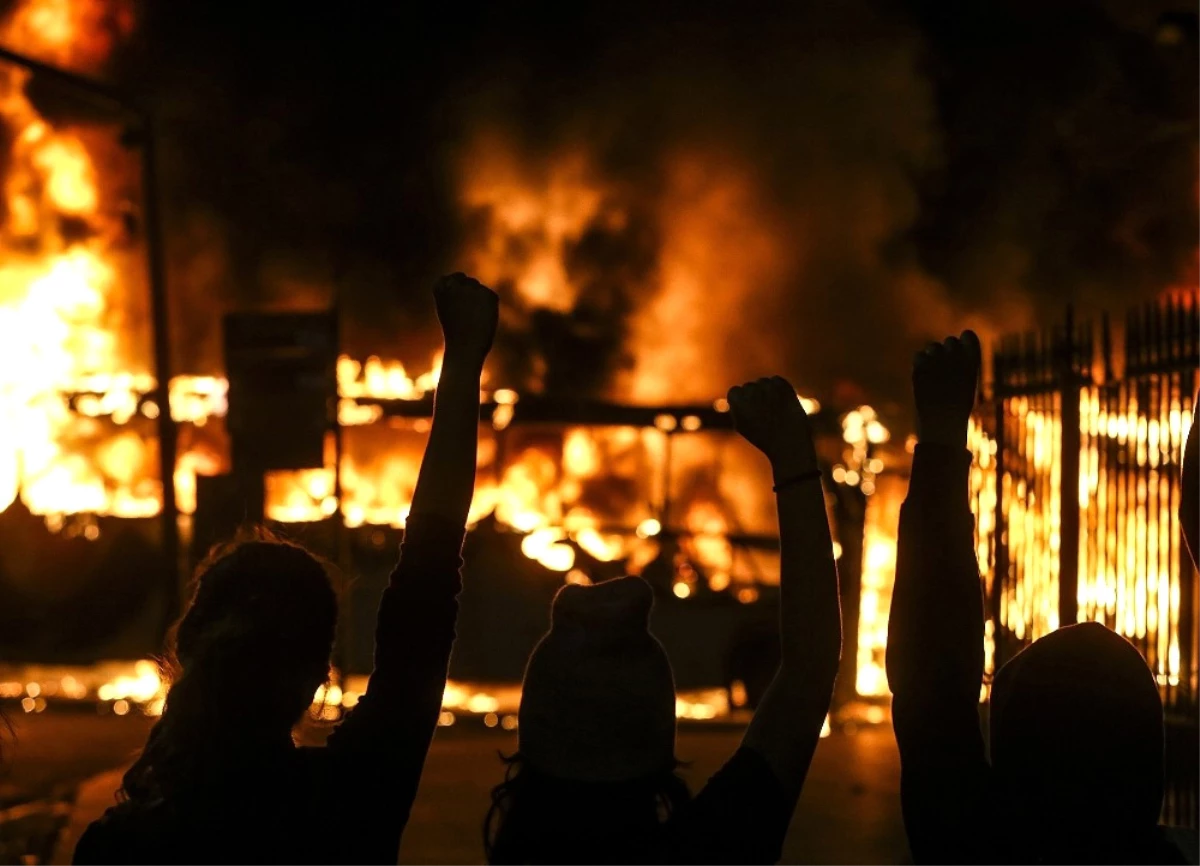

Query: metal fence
[972,292,1199,827]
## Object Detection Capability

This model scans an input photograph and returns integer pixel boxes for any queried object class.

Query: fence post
[991,339,1008,665]
[1059,307,1082,629]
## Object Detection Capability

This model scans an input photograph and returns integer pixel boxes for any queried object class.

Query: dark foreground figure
[484,376,844,864]
[73,274,499,865]
[887,330,1195,865]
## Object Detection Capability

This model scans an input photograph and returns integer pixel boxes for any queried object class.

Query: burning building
[962,299,1199,824]
[0,0,1194,783]
[0,0,907,722]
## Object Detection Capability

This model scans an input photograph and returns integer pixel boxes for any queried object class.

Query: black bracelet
[772,468,823,493]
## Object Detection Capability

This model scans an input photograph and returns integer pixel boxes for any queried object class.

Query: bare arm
[886,332,994,864]
[323,274,498,862]
[409,274,498,524]
[731,377,842,806]
[660,379,840,864]
[407,356,484,523]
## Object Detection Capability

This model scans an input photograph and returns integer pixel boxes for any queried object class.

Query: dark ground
[3,712,909,865]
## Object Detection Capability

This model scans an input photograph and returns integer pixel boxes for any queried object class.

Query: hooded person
[485,375,843,865]
[989,622,1175,862]
[888,331,1193,865]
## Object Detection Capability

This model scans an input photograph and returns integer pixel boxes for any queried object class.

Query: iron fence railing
[972,292,1199,827]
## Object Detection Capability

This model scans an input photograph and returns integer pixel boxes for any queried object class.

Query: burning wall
[985,384,1195,693]
[0,0,910,709]
[0,0,156,522]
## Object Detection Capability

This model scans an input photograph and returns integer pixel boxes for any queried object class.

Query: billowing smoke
[123,1,1195,422]
[908,0,1198,313]
[445,1,944,408]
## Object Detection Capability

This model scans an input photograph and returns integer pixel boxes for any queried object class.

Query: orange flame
[0,0,133,71]
[0,21,883,708]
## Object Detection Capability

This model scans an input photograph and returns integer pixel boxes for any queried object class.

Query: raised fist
[433,272,499,366]
[913,330,980,448]
[728,376,816,477]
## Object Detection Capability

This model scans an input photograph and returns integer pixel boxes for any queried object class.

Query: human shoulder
[1161,826,1198,866]
[74,799,172,865]
[662,748,791,864]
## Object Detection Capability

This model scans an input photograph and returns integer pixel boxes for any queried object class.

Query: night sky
[101,0,1198,421]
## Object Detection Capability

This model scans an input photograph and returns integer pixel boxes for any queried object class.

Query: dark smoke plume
[118,1,1196,426]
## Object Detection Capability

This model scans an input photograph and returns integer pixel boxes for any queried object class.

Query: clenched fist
[728,376,817,478]
[434,273,499,368]
[913,330,980,449]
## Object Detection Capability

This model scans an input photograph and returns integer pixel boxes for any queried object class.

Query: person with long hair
[484,376,842,864]
[887,331,1190,864]
[74,273,499,865]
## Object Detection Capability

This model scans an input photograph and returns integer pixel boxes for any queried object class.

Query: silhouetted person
[74,273,499,865]
[1182,400,1198,569]
[887,331,1187,865]
[484,376,841,864]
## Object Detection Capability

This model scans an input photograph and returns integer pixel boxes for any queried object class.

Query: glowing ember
[674,688,729,720]
[0,661,743,724]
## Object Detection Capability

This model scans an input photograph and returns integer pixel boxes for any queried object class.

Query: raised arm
[661,378,841,865]
[324,273,498,862]
[885,331,993,864]
[409,274,500,525]
[732,377,842,805]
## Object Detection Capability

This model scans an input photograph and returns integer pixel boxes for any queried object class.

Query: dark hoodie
[73,514,466,865]
[886,444,1187,865]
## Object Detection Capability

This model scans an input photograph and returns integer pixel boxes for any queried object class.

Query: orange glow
[628,157,786,404]
[636,517,662,538]
[562,428,601,478]
[0,2,160,522]
[969,418,998,698]
[459,140,608,314]
[968,373,1196,702]
[1074,385,1194,690]
[32,135,96,213]
[11,660,742,722]
[0,0,133,71]
[0,14,865,683]
[854,475,904,697]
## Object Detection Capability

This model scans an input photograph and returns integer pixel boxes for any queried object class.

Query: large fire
[0,0,903,717]
[1005,394,1192,687]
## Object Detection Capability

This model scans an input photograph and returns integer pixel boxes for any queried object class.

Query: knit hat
[518,576,677,782]
[990,622,1165,833]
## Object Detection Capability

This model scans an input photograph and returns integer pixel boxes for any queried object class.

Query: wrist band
[772,468,823,493]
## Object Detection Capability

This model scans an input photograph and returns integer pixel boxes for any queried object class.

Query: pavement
[5,712,910,864]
